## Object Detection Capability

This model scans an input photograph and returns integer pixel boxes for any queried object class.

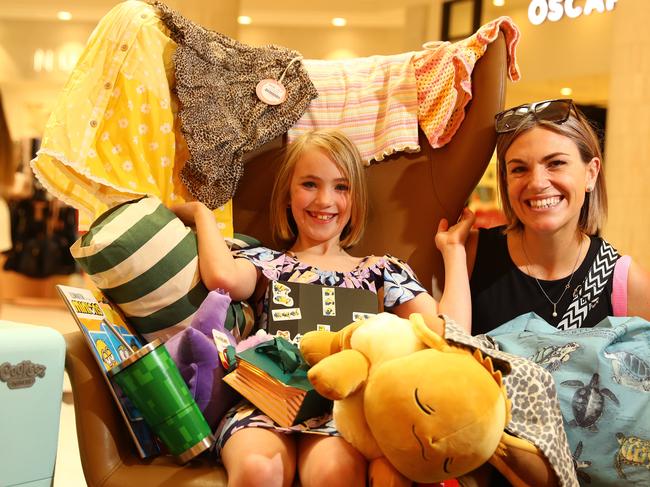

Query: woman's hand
[170,201,209,226]
[435,207,475,255]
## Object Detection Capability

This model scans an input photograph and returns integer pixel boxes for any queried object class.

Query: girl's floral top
[233,246,427,331]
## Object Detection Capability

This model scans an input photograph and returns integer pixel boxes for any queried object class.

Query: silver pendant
[552,311,558,317]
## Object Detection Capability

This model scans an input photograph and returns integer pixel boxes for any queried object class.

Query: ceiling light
[560,87,573,96]
[57,11,72,21]
[331,17,347,27]
[237,15,252,25]
[493,0,505,6]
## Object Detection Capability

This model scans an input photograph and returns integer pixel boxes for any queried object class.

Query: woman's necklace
[521,235,584,318]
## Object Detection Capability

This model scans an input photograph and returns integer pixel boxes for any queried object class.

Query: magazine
[57,284,160,459]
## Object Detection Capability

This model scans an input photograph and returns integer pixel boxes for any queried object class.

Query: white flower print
[136,84,146,94]
[111,144,122,154]
[101,131,110,141]
[112,87,121,98]
[128,181,137,189]
[138,124,148,135]
[140,104,151,114]
[118,118,128,129]
[132,136,139,145]
[147,175,156,185]
[149,142,159,151]
[104,163,113,172]
[122,160,133,172]
[217,222,226,230]
[87,149,97,158]
[160,123,171,134]
[104,109,114,119]
[160,156,171,167]
[160,98,169,110]
[127,100,133,111]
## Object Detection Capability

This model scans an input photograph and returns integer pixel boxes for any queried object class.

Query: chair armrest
[64,331,227,486]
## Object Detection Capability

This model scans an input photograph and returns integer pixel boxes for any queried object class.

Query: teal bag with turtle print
[488,313,650,486]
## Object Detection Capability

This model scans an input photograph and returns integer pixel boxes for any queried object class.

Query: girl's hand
[170,201,209,226]
[435,208,475,253]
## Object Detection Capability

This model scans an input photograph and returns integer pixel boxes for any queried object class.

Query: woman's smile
[526,195,563,210]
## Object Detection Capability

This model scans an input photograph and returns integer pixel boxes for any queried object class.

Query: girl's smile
[289,148,352,250]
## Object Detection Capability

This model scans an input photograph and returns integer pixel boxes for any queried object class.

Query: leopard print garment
[151,1,318,209]
[443,317,579,487]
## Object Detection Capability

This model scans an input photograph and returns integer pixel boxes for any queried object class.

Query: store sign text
[528,0,618,26]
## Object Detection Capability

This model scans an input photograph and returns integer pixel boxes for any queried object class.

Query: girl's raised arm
[433,208,476,333]
[171,201,258,301]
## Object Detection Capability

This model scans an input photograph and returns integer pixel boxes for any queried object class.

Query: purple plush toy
[165,290,239,429]
[165,289,273,429]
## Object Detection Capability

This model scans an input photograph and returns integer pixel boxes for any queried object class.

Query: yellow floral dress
[31,0,233,232]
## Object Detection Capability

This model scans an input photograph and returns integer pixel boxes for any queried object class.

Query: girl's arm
[624,258,650,320]
[433,208,476,333]
[391,209,475,334]
[171,201,258,301]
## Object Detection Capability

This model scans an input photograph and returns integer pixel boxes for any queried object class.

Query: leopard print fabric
[151,1,318,209]
[443,317,579,487]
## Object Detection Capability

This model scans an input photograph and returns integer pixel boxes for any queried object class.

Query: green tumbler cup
[109,339,214,463]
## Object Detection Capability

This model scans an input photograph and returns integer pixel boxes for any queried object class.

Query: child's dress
[215,247,427,449]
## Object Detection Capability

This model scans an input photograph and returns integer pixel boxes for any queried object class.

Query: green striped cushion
[71,196,209,342]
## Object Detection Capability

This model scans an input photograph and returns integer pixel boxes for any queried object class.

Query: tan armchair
[64,34,507,487]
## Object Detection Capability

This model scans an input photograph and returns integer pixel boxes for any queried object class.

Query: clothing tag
[212,329,232,352]
[256,79,287,105]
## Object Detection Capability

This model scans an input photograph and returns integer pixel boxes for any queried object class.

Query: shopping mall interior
[0,0,648,485]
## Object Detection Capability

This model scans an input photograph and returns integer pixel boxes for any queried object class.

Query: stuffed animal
[300,312,547,486]
[165,289,272,429]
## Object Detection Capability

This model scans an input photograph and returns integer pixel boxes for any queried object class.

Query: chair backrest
[234,34,507,295]
[65,34,507,487]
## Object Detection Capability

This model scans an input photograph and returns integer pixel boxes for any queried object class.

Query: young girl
[171,129,472,487]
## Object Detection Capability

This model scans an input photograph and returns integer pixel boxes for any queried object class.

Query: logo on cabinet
[0,360,47,390]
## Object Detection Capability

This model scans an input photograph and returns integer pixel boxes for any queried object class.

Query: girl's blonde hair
[495,106,607,235]
[270,130,368,249]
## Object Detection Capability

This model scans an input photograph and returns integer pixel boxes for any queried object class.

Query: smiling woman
[462,99,650,334]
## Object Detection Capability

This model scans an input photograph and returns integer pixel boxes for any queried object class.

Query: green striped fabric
[70,196,209,342]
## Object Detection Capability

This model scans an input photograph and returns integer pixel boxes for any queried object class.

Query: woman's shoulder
[477,224,507,242]
[622,257,650,320]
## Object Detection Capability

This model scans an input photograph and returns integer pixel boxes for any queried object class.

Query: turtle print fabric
[489,313,650,485]
[443,318,579,487]
[213,248,427,452]
[151,1,318,209]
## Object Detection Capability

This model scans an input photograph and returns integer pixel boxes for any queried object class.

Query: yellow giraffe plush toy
[300,312,553,487]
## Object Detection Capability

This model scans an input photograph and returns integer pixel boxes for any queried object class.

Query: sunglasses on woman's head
[494,99,575,134]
